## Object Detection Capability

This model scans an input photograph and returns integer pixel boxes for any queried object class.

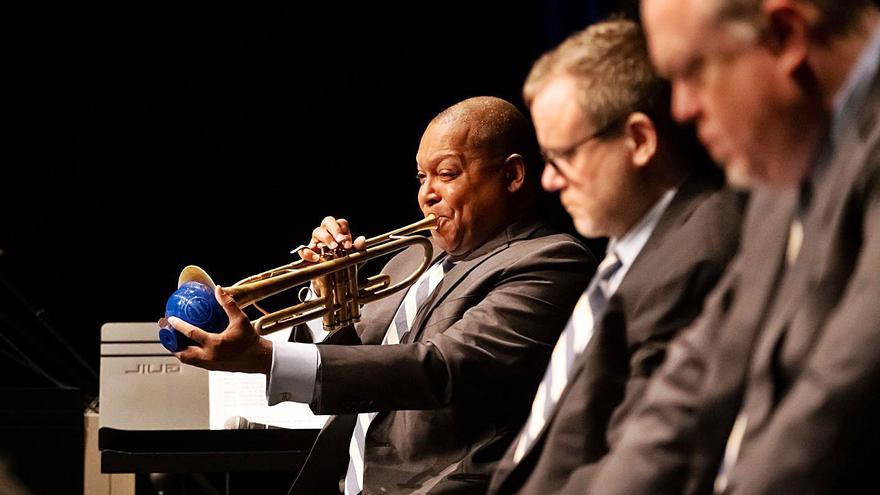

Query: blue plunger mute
[159,281,229,352]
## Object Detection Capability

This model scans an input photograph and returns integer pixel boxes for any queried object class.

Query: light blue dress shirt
[605,188,677,294]
[830,23,880,147]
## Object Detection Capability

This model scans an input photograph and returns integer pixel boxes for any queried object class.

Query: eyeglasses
[540,118,623,175]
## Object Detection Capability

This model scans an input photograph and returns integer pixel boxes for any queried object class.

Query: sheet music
[208,325,328,430]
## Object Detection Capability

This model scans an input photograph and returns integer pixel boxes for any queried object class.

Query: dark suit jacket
[720,66,880,495]
[289,217,594,495]
[588,66,880,495]
[487,167,744,495]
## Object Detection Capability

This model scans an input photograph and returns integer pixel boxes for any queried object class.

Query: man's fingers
[295,241,322,262]
[336,218,354,249]
[321,216,354,248]
[175,346,208,366]
[312,226,337,249]
[300,247,320,262]
[167,316,211,345]
[215,286,246,324]
[322,216,350,248]
[353,235,366,250]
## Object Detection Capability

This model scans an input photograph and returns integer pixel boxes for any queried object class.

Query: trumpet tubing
[166,215,438,345]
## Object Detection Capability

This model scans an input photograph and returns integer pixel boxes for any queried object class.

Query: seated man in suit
[586,1,880,494]
[487,19,745,495]
[165,96,594,494]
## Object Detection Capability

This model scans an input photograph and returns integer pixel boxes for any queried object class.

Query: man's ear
[624,112,658,168]
[503,154,526,192]
[763,0,812,75]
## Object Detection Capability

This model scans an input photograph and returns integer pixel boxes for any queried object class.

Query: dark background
[2,1,636,400]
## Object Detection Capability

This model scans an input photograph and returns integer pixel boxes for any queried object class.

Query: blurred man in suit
[587,1,880,494]
[487,19,744,495]
[166,96,594,494]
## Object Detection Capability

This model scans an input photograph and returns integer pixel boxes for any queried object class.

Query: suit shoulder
[626,186,743,292]
[521,230,588,249]
[508,230,594,264]
[458,229,596,283]
[683,186,746,254]
[690,185,746,227]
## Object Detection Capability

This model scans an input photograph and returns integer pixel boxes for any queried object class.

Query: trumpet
[159,215,438,352]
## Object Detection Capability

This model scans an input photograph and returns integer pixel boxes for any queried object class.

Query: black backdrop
[2,1,635,398]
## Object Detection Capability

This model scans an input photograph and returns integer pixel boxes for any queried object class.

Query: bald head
[429,96,542,180]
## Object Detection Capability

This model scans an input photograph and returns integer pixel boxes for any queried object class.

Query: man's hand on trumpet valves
[299,216,366,263]
[160,285,274,375]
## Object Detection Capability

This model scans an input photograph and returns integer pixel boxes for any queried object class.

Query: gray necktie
[343,257,454,495]
[512,252,622,462]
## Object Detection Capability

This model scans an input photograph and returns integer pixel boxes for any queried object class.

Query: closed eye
[438,170,459,181]
[679,54,706,83]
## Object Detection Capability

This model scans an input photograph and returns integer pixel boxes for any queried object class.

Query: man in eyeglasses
[487,19,745,495]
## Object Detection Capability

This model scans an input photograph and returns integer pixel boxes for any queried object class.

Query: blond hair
[523,19,670,134]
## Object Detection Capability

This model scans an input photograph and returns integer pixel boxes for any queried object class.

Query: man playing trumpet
[164,96,594,494]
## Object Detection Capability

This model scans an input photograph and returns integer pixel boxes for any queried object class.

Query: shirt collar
[608,188,677,271]
[830,22,880,146]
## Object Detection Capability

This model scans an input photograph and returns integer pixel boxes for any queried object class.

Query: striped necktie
[512,252,622,463]
[343,257,455,495]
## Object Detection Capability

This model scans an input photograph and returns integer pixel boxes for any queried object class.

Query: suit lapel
[634,166,722,270]
[557,168,720,384]
[369,218,545,462]
[404,218,544,344]
[510,175,723,471]
[357,245,446,345]
[300,246,448,491]
[748,74,880,406]
[730,189,795,331]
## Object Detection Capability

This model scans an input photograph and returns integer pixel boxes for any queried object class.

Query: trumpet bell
[159,280,229,352]
[178,264,216,288]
